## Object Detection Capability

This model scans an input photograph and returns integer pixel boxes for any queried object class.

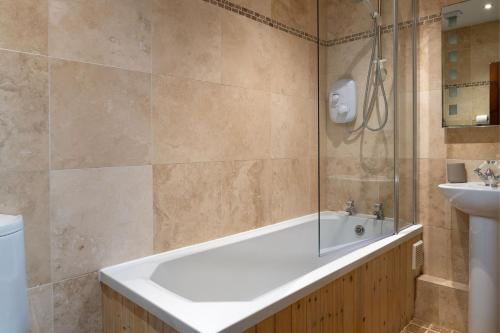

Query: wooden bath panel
[101,235,422,333]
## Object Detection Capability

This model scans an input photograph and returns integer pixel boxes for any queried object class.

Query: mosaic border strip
[445,81,492,89]
[324,14,442,47]
[202,0,443,48]
[202,0,319,43]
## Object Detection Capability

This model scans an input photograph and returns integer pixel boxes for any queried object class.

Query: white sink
[438,182,500,218]
[439,182,499,333]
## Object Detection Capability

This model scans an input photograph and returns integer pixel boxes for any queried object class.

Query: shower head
[353,0,381,24]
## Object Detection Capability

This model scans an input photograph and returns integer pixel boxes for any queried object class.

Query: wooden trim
[490,62,499,125]
[102,235,422,333]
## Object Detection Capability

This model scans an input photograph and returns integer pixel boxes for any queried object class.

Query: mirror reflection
[441,0,500,127]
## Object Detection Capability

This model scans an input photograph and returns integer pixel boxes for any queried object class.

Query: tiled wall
[320,0,416,222]
[0,0,318,332]
[320,0,499,332]
[416,1,500,332]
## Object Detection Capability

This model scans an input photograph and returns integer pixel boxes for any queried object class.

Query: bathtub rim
[99,214,422,333]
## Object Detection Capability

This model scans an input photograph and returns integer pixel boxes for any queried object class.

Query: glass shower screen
[318,0,417,256]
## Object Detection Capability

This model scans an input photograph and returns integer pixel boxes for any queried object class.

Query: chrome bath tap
[474,160,500,187]
[344,200,356,216]
[372,203,385,220]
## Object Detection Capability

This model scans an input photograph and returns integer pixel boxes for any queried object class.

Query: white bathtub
[99,211,422,333]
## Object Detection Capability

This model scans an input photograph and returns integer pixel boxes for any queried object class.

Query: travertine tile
[0,170,50,287]
[418,90,446,159]
[152,0,222,83]
[271,93,312,158]
[438,284,468,332]
[0,50,48,172]
[470,20,500,46]
[154,160,270,251]
[419,0,446,17]
[450,229,468,284]
[0,0,48,54]
[445,131,500,160]
[271,29,317,99]
[325,0,371,40]
[50,60,151,169]
[415,277,440,324]
[229,160,272,228]
[222,11,274,91]
[418,23,442,92]
[153,162,231,252]
[49,0,151,72]
[449,206,468,233]
[418,159,450,229]
[28,284,53,333]
[53,272,101,333]
[50,166,153,281]
[271,158,311,222]
[423,226,451,280]
[152,75,271,164]
[231,0,272,16]
[271,0,317,36]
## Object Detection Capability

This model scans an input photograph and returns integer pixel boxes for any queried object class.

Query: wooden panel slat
[275,306,292,333]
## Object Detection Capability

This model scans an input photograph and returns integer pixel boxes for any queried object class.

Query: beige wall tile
[438,284,468,332]
[325,0,372,40]
[470,20,500,46]
[154,160,271,251]
[271,30,317,99]
[0,0,48,54]
[152,0,222,83]
[271,93,312,158]
[221,11,274,91]
[232,0,272,16]
[470,41,500,82]
[271,158,311,222]
[446,142,500,160]
[53,272,101,333]
[0,50,48,172]
[423,226,451,280]
[325,176,381,214]
[0,170,50,287]
[28,284,53,333]
[50,166,153,281]
[419,0,447,17]
[417,90,446,159]
[418,159,451,229]
[153,162,231,252]
[271,0,317,36]
[50,60,151,170]
[152,75,271,164]
[230,160,272,228]
[414,277,440,324]
[450,229,468,284]
[49,0,151,72]
[418,23,442,92]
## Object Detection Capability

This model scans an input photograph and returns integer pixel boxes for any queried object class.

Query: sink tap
[372,203,385,220]
[344,200,356,216]
[474,160,500,187]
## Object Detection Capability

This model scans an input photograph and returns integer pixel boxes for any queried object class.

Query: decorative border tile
[445,81,492,89]
[203,0,443,47]
[202,0,319,43]
[323,14,442,47]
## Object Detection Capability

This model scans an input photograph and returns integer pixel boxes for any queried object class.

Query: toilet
[0,214,29,333]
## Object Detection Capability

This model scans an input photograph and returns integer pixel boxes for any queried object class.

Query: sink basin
[438,182,500,218]
[438,182,499,333]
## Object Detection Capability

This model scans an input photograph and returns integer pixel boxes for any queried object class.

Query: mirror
[441,0,500,127]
